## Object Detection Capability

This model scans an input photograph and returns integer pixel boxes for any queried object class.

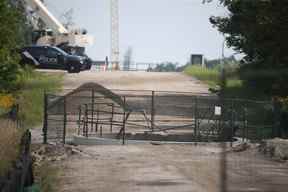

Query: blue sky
[45,0,236,65]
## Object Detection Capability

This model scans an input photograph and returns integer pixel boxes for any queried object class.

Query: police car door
[41,47,61,69]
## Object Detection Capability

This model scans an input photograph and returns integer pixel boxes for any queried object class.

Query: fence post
[63,96,67,144]
[151,91,155,131]
[84,104,88,137]
[43,92,48,144]
[78,105,82,135]
[96,104,99,132]
[122,96,126,145]
[91,89,95,132]
[230,99,234,147]
[111,103,114,133]
[194,96,198,139]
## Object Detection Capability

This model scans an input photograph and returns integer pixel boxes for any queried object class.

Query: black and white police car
[20,45,89,73]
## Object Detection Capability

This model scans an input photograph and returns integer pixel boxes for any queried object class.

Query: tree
[0,0,29,91]
[210,0,288,96]
[153,62,178,72]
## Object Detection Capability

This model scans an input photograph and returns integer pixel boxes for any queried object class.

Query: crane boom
[23,0,93,48]
[24,0,68,34]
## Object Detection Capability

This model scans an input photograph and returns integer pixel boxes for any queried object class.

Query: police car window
[53,47,68,55]
[47,48,60,57]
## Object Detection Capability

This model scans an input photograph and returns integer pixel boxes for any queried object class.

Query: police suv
[20,45,88,73]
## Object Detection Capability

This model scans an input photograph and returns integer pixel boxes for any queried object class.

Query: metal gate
[43,86,275,144]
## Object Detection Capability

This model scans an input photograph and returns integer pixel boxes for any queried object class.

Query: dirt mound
[259,138,288,161]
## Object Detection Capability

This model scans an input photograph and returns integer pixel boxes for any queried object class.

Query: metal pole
[122,97,126,145]
[151,91,155,131]
[194,96,198,139]
[63,96,67,145]
[230,100,234,147]
[111,103,114,133]
[84,104,88,137]
[96,104,99,132]
[91,89,95,132]
[78,105,82,135]
[43,92,48,144]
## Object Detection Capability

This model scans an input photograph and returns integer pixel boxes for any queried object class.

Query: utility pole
[111,0,120,70]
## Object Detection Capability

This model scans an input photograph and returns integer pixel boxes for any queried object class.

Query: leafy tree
[210,0,288,96]
[0,0,29,92]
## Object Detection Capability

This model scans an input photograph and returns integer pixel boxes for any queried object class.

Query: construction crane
[23,0,93,56]
[111,0,120,70]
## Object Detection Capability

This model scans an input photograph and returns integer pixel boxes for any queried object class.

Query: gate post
[91,89,95,131]
[151,91,155,131]
[111,103,114,133]
[194,96,198,139]
[43,92,48,144]
[122,96,126,145]
[63,96,67,144]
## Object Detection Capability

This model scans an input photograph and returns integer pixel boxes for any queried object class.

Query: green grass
[184,65,220,88]
[184,65,267,99]
[17,69,63,128]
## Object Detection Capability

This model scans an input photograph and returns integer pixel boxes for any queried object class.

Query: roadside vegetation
[0,120,21,176]
[184,65,220,88]
[0,0,63,178]
[17,68,63,128]
[0,69,63,176]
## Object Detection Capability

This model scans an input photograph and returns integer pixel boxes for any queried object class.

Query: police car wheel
[68,65,80,73]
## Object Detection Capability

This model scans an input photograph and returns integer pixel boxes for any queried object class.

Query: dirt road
[37,71,288,192]
[62,71,210,94]
[57,144,288,192]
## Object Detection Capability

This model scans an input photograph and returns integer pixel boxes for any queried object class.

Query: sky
[45,0,236,65]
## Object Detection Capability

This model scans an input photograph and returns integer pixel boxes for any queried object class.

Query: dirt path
[62,71,209,94]
[57,144,288,192]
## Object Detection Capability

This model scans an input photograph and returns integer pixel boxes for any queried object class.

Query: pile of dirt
[259,138,288,161]
[31,144,82,166]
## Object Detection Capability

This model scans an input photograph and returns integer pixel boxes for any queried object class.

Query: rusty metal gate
[43,85,275,144]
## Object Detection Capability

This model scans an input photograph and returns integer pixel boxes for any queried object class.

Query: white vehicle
[23,0,93,55]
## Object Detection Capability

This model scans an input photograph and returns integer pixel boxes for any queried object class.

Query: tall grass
[17,69,63,127]
[184,65,220,88]
[0,120,21,176]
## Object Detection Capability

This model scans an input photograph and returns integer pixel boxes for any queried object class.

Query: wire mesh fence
[43,87,275,144]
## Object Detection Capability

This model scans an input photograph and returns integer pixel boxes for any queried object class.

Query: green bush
[0,0,29,92]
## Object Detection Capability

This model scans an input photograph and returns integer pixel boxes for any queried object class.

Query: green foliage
[184,65,220,88]
[0,0,30,92]
[210,0,288,96]
[17,69,63,127]
[150,62,178,72]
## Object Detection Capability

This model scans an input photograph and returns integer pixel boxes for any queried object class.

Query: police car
[20,45,88,73]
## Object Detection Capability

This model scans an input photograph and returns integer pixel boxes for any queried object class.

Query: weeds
[0,119,21,176]
[184,65,220,88]
[17,69,63,127]
[36,162,59,192]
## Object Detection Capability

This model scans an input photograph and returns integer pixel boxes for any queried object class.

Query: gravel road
[62,71,210,94]
[35,70,288,192]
